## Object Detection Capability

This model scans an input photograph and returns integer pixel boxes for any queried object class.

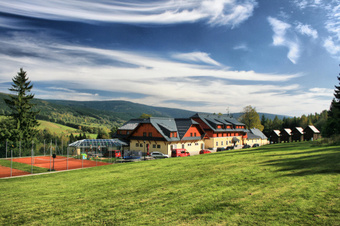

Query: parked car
[216,147,226,152]
[243,144,251,149]
[171,149,190,157]
[150,152,169,158]
[104,150,121,158]
[226,146,234,150]
[199,149,211,154]
[252,144,260,147]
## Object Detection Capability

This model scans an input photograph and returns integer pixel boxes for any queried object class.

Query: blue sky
[0,0,339,116]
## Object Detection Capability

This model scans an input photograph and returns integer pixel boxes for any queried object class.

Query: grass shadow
[261,146,340,176]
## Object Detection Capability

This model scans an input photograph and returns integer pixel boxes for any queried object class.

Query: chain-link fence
[0,139,125,178]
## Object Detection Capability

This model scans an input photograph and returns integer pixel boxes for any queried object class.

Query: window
[127,131,130,135]
[153,144,156,148]
[187,143,192,146]
[216,142,218,146]
[194,133,197,137]
[140,143,143,147]
[157,145,161,149]
[148,132,152,137]
[190,133,193,137]
[221,141,223,146]
[135,143,139,147]
[195,143,199,146]
[143,132,147,137]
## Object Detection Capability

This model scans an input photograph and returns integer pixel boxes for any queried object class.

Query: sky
[0,0,339,117]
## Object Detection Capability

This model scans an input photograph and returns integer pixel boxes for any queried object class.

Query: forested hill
[47,99,197,118]
[0,92,289,131]
[0,92,196,130]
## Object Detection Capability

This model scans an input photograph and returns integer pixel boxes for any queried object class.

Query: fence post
[49,140,52,171]
[10,146,13,177]
[31,141,34,174]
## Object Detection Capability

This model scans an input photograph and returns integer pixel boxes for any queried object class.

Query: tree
[323,72,340,136]
[4,68,39,143]
[139,113,152,119]
[239,105,264,131]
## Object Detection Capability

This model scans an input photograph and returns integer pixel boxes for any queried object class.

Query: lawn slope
[0,142,339,225]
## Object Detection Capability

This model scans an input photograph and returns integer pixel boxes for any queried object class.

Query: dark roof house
[304,125,321,141]
[269,130,281,143]
[281,128,292,143]
[292,127,304,142]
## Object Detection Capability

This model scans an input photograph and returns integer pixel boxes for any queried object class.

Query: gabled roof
[191,113,245,132]
[293,127,304,134]
[305,125,320,133]
[245,130,261,139]
[272,130,281,136]
[249,128,267,139]
[127,117,204,142]
[282,128,292,135]
[148,117,178,141]
[175,118,204,140]
[118,119,145,130]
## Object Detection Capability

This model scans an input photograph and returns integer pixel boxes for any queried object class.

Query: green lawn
[38,120,78,134]
[0,141,339,225]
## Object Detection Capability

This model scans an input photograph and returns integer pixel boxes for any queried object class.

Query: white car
[150,152,169,158]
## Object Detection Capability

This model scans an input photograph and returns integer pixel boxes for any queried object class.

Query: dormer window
[170,132,177,138]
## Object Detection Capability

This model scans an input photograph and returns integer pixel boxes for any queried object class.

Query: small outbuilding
[281,128,292,143]
[245,128,269,146]
[269,130,281,143]
[292,127,304,142]
[304,125,321,141]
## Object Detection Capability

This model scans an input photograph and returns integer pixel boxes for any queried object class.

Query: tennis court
[0,165,30,178]
[11,156,110,171]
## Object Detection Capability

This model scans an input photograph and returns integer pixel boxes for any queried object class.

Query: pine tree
[324,70,340,136]
[5,68,39,143]
[333,75,340,110]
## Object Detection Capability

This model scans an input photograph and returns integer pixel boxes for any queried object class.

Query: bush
[313,135,340,146]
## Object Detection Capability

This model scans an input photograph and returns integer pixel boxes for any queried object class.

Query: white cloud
[0,0,257,28]
[233,43,249,51]
[267,17,300,64]
[293,0,322,9]
[172,52,221,66]
[323,37,340,56]
[0,33,322,116]
[200,0,257,27]
[295,23,318,39]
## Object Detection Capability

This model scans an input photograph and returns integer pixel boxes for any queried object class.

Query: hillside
[0,141,339,225]
[0,92,289,131]
[0,92,196,129]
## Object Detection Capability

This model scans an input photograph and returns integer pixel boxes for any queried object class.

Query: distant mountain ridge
[0,92,289,129]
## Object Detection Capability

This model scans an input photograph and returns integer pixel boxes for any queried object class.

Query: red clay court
[12,156,111,171]
[0,165,30,178]
[0,156,111,178]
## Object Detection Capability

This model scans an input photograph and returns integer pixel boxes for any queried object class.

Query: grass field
[38,120,79,134]
[0,141,339,225]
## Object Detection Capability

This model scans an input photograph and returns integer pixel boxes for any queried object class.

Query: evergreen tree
[5,68,39,144]
[324,72,340,136]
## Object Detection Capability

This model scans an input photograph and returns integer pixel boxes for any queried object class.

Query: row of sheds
[269,125,321,143]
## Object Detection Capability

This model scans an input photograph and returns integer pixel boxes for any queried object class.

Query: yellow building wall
[130,139,204,156]
[204,136,243,150]
[244,138,269,146]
